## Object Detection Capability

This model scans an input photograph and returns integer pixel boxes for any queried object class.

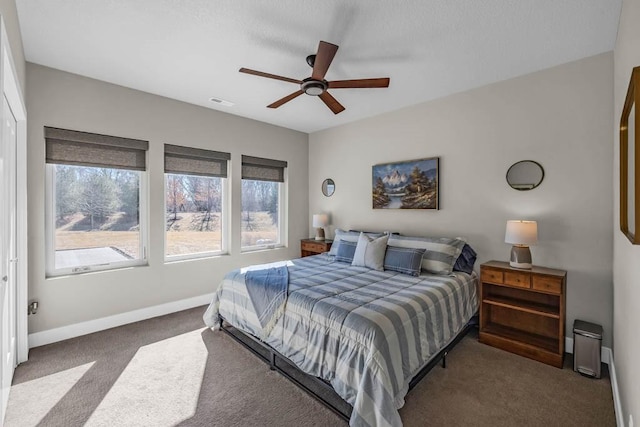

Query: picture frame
[372,157,439,210]
[620,66,640,244]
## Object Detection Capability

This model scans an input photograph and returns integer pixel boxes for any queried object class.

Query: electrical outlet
[629,414,633,427]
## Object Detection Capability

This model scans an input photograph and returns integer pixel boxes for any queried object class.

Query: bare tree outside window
[166,174,187,222]
[241,179,279,248]
[165,173,224,257]
[53,165,142,269]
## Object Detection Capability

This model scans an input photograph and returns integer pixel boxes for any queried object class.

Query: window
[164,144,230,259]
[45,127,148,276]
[241,155,287,250]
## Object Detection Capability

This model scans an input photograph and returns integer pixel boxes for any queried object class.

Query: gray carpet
[5,307,615,426]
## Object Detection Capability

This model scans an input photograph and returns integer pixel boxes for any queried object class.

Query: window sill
[164,252,229,264]
[46,261,148,279]
[240,244,286,254]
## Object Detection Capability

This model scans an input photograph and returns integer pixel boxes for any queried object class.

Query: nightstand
[479,260,567,368]
[300,239,332,257]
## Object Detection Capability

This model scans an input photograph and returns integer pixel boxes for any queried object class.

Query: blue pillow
[383,246,426,277]
[335,241,357,263]
[453,244,477,274]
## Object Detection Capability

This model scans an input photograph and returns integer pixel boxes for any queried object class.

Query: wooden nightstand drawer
[504,271,531,289]
[300,239,332,257]
[301,241,325,252]
[481,268,504,284]
[532,275,562,294]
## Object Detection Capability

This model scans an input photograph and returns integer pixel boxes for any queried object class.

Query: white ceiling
[16,0,621,133]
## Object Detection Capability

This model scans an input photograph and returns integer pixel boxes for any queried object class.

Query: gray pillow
[351,233,389,271]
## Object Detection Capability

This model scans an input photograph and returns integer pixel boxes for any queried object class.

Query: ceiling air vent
[209,97,234,107]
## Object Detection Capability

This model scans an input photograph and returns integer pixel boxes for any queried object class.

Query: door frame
[0,16,28,364]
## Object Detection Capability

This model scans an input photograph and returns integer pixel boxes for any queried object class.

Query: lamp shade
[312,214,329,228]
[505,220,538,246]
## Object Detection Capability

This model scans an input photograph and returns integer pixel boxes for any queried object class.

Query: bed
[204,237,478,427]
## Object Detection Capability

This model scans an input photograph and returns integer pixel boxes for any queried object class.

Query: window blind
[45,127,149,171]
[241,155,287,182]
[164,144,230,178]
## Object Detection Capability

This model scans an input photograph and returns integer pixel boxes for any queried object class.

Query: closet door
[0,15,28,424]
[0,93,17,422]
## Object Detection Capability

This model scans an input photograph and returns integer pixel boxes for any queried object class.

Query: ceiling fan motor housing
[301,77,327,96]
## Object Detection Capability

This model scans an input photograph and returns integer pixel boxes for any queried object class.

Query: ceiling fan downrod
[306,54,316,68]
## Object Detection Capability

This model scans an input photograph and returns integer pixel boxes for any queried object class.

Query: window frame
[162,144,230,262]
[163,172,229,262]
[45,163,149,277]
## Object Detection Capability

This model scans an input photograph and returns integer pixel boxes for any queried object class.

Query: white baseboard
[564,337,611,364]
[607,351,624,427]
[28,293,215,348]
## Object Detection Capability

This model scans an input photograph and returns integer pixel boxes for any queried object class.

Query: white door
[0,93,17,422]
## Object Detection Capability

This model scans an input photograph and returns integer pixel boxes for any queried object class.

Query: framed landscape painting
[372,157,439,209]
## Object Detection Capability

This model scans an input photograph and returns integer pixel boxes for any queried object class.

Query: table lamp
[505,220,538,269]
[312,214,329,240]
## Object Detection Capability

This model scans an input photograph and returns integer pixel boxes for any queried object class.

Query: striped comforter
[203,254,478,427]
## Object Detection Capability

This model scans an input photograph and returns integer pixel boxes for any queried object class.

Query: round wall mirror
[322,179,335,197]
[506,160,544,191]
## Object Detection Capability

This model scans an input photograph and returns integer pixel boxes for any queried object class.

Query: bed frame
[218,313,478,422]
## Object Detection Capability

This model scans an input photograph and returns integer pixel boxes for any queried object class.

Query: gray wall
[613,0,640,422]
[26,63,309,333]
[309,53,614,346]
[0,0,25,92]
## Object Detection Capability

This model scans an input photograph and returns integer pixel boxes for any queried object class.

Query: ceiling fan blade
[239,68,301,85]
[311,41,339,80]
[328,78,390,89]
[319,91,345,114]
[267,90,304,108]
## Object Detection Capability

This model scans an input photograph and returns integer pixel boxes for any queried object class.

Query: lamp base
[315,228,325,241]
[510,245,532,269]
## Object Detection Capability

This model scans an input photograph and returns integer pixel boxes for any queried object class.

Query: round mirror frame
[506,160,545,191]
[322,178,335,197]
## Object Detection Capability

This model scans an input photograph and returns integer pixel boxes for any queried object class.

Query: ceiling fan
[239,41,390,114]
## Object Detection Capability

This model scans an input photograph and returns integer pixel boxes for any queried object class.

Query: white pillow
[328,229,383,256]
[352,233,389,271]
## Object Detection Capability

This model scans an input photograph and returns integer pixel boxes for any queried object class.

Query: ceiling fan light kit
[301,78,327,96]
[240,40,390,114]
